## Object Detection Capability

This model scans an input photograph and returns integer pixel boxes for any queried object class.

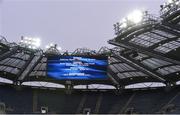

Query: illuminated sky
[1,0,164,51]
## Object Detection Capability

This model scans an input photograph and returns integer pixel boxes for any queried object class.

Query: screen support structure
[65,80,73,94]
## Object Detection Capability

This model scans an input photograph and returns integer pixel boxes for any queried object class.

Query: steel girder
[162,22,180,32]
[16,53,35,82]
[0,46,19,61]
[160,4,180,24]
[108,40,180,65]
[109,21,180,62]
[109,11,180,85]
[110,50,165,83]
[110,18,180,63]
[23,56,47,82]
[120,50,178,82]
[107,71,120,86]
[18,55,43,81]
[72,48,96,55]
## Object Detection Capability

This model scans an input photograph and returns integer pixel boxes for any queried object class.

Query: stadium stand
[0,85,180,114]
[0,0,180,114]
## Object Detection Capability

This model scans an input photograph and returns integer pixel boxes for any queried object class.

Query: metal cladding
[109,1,180,87]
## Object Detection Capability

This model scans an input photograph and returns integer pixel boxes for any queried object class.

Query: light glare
[167,0,173,3]
[21,37,41,49]
[120,22,127,28]
[127,10,143,24]
[57,47,62,51]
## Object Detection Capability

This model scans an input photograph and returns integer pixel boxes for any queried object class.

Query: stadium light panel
[167,0,173,4]
[176,1,180,5]
[45,45,50,49]
[20,37,41,49]
[121,18,126,22]
[116,9,144,33]
[120,22,127,28]
[45,43,55,49]
[34,39,41,47]
[50,43,54,47]
[57,46,62,51]
[127,10,143,24]
[120,18,127,28]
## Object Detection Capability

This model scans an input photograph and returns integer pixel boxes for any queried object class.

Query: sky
[0,0,164,52]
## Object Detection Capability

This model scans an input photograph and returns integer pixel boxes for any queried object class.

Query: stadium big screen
[47,56,108,80]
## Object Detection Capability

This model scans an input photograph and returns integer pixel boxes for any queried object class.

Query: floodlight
[127,10,143,24]
[121,18,126,22]
[33,38,41,47]
[120,22,127,28]
[32,46,36,49]
[50,43,54,47]
[45,43,55,49]
[20,36,41,49]
[119,18,127,28]
[57,47,62,51]
[45,43,62,52]
[176,1,180,5]
[45,45,50,49]
[33,37,40,42]
[167,0,173,3]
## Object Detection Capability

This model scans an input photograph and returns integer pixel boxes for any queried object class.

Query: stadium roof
[109,0,180,88]
[0,0,179,90]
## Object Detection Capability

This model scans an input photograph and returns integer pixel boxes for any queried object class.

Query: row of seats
[0,85,180,114]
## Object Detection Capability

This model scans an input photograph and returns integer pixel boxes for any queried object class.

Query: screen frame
[46,55,109,81]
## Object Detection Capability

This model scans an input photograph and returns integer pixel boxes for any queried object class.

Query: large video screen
[47,56,108,80]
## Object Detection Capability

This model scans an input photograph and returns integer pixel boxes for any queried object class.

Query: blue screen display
[47,56,108,80]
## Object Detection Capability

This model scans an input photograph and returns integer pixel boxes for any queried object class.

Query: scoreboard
[47,56,108,80]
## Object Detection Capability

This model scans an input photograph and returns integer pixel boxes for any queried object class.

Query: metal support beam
[158,24,180,36]
[148,37,179,50]
[17,54,35,81]
[150,31,171,39]
[108,40,180,65]
[111,50,166,82]
[162,22,180,32]
[0,46,19,61]
[118,26,153,42]
[117,23,180,44]
[153,64,176,71]
[109,61,124,65]
[162,10,180,23]
[110,63,138,74]
[18,55,42,81]
[121,52,168,81]
[107,72,120,86]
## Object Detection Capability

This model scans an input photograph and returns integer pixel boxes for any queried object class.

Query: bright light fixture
[45,45,50,49]
[176,1,180,5]
[20,37,41,49]
[120,22,127,28]
[57,47,62,51]
[167,0,173,3]
[45,43,54,49]
[50,43,54,47]
[45,43,62,51]
[118,10,143,30]
[127,10,143,24]
[120,18,127,28]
